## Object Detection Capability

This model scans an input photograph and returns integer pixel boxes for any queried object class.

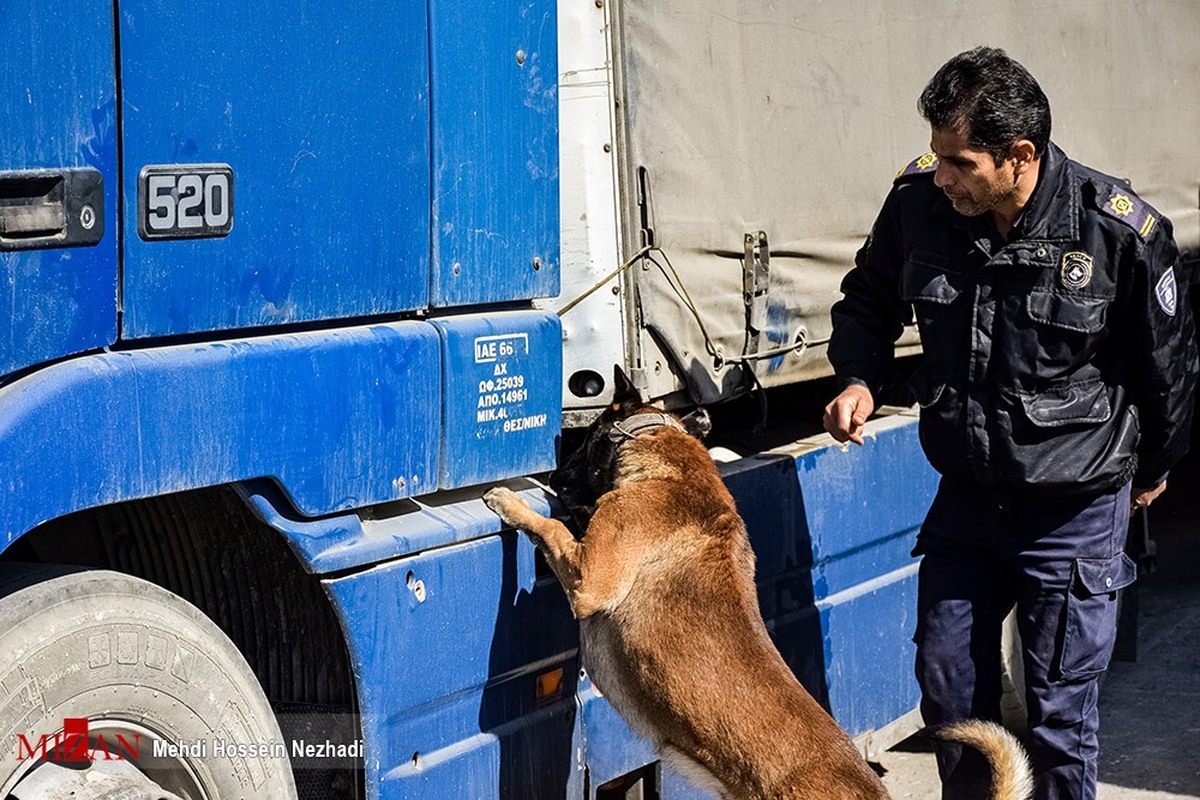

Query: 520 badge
[138,164,234,240]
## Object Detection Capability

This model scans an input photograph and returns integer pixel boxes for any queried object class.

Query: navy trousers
[914,477,1135,800]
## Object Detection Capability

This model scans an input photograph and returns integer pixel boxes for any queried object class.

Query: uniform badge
[1155,267,1178,316]
[1060,251,1094,289]
[895,152,939,182]
[1099,183,1159,240]
[1108,193,1135,217]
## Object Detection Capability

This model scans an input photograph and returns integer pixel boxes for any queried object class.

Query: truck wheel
[0,564,298,800]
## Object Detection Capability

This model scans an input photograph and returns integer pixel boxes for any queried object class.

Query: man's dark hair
[919,47,1051,163]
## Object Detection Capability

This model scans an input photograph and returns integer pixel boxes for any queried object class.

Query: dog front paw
[483,487,532,528]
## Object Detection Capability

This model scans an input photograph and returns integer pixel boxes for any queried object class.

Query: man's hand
[823,384,876,446]
[1130,481,1167,516]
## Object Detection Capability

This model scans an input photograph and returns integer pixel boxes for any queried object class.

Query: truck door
[0,4,118,377]
[116,1,432,338]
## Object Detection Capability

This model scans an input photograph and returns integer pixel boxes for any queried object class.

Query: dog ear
[611,365,642,406]
[680,407,712,439]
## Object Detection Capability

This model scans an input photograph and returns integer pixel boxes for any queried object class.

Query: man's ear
[1010,138,1037,176]
[612,365,642,405]
[680,407,712,439]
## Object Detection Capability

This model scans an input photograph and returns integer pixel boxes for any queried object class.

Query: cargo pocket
[1018,379,1112,428]
[1026,290,1109,333]
[1058,553,1137,681]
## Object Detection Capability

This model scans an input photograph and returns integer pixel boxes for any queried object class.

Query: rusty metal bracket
[743,230,770,335]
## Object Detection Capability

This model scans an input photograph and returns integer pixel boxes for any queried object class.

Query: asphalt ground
[874,447,1200,800]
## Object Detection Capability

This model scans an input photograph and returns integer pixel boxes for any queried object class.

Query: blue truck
[2,2,1195,798]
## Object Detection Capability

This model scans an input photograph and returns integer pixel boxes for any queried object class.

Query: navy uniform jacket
[829,142,1198,494]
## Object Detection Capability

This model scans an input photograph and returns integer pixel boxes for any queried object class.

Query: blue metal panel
[431,311,562,489]
[791,421,935,736]
[323,532,580,799]
[818,567,922,737]
[118,2,431,338]
[0,322,439,541]
[796,421,938,599]
[722,417,937,737]
[239,480,555,575]
[721,454,834,706]
[577,681,656,789]
[429,0,559,306]
[0,2,117,376]
[580,680,720,797]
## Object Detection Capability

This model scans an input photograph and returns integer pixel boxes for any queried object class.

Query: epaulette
[1097,181,1160,240]
[895,152,938,182]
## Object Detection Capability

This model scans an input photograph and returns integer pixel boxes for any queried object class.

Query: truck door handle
[0,168,104,250]
[0,196,65,237]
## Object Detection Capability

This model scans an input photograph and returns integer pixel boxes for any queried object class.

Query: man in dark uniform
[823,47,1197,800]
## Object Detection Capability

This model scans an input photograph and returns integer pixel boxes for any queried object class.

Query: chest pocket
[1026,290,1109,333]
[900,254,970,358]
[900,252,965,305]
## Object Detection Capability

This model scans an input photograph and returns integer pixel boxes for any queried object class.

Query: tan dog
[484,372,1031,800]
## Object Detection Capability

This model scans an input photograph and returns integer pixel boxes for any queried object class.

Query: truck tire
[0,564,298,800]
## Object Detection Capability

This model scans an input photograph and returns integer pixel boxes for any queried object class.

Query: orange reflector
[536,667,565,703]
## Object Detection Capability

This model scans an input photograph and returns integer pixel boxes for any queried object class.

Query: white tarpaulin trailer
[556,0,1200,412]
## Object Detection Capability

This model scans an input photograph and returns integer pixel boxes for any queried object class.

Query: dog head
[551,367,711,528]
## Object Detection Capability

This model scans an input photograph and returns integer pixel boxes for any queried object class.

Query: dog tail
[932,720,1033,800]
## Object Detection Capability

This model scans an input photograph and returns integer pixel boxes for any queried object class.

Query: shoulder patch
[1097,182,1159,240]
[1155,267,1178,317]
[895,152,939,182]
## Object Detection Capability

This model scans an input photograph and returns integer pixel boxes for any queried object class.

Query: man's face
[929,126,1018,217]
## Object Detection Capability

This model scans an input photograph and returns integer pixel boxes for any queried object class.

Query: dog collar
[608,412,686,442]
